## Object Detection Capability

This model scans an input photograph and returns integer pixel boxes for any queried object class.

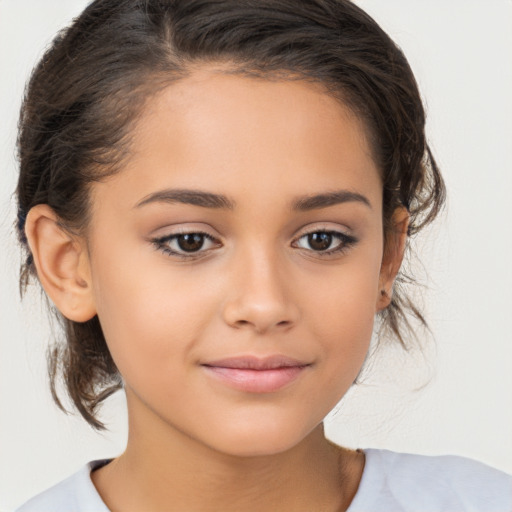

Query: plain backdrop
[1,0,511,509]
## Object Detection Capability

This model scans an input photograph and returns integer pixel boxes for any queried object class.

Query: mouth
[201,355,311,393]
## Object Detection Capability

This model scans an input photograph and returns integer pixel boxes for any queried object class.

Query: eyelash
[293,230,358,257]
[152,231,219,260]
[151,229,358,261]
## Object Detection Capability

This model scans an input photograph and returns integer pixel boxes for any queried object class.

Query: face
[85,68,393,456]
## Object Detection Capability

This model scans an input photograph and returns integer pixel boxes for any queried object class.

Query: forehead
[94,69,381,212]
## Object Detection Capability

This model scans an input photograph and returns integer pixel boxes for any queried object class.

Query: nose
[221,247,300,334]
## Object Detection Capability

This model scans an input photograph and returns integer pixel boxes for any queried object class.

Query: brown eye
[294,230,358,255]
[153,231,219,258]
[307,232,333,251]
[177,233,206,252]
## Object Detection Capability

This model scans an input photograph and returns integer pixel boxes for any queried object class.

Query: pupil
[308,232,332,251]
[177,234,204,252]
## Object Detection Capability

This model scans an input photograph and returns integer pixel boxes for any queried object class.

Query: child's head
[16,0,444,435]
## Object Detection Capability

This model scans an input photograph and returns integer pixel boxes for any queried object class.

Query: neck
[92,396,364,512]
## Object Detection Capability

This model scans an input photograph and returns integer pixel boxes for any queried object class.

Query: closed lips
[201,355,311,370]
[201,356,311,393]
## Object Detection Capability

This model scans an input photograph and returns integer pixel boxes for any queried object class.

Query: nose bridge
[242,242,285,299]
[222,239,298,333]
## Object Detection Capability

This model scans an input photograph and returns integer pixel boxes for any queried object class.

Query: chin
[199,417,321,458]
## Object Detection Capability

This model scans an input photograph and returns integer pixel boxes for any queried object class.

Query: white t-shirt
[15,449,512,512]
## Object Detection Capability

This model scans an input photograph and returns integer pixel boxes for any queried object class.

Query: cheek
[311,243,382,327]
[305,245,382,380]
[314,284,376,372]
[89,242,219,378]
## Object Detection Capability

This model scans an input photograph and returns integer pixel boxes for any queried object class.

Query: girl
[8,0,512,510]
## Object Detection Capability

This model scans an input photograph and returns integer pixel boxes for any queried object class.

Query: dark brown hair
[16,0,445,429]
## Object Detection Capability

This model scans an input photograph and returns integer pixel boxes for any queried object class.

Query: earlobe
[376,207,409,311]
[25,205,97,322]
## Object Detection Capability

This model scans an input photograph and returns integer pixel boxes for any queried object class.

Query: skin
[26,68,408,511]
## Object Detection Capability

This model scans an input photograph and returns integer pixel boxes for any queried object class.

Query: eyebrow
[135,188,371,211]
[291,190,371,211]
[135,189,235,210]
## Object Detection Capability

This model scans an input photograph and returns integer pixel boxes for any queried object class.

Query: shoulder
[15,460,110,512]
[348,449,512,512]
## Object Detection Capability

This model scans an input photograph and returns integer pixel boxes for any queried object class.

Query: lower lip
[202,365,307,393]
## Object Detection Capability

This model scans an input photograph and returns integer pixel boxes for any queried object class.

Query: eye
[152,231,220,258]
[293,230,357,255]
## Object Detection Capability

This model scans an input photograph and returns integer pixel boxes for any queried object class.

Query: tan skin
[26,68,408,511]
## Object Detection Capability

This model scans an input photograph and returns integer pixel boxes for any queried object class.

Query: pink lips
[201,355,310,393]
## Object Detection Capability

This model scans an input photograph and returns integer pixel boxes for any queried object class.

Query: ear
[376,207,409,311]
[25,204,97,322]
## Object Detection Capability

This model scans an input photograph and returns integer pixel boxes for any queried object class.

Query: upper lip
[202,355,310,370]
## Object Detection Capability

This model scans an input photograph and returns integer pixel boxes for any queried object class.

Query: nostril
[235,320,250,327]
[232,318,292,333]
